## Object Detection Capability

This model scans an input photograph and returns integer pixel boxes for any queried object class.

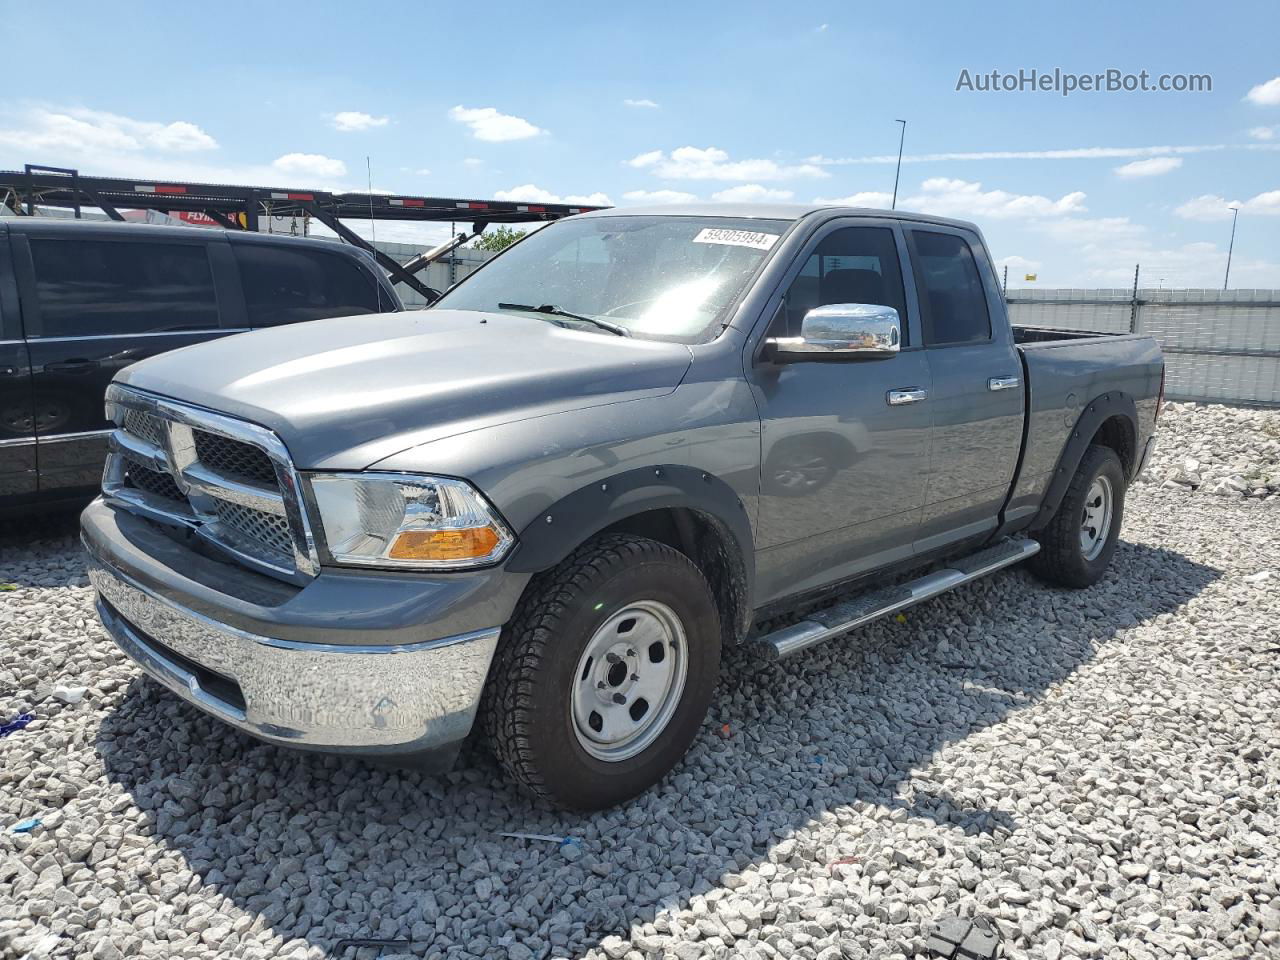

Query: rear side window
[910,231,991,345]
[28,239,218,338]
[235,245,383,327]
[780,226,908,342]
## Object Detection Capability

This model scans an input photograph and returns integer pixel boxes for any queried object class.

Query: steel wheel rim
[1079,474,1114,561]
[571,600,688,762]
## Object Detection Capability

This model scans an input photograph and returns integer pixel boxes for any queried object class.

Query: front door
[748,221,933,604]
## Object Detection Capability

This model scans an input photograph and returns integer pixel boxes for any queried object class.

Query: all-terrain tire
[1029,444,1126,589]
[480,534,721,811]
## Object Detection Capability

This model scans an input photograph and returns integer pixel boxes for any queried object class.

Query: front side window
[911,231,992,346]
[236,246,384,327]
[29,239,218,338]
[434,216,789,343]
[778,226,908,341]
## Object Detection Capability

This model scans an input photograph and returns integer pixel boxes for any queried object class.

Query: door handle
[988,376,1020,391]
[887,387,928,405]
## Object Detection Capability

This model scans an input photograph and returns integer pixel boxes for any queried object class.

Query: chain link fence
[1007,288,1280,406]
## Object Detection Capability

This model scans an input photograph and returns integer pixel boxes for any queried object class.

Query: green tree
[471,225,526,253]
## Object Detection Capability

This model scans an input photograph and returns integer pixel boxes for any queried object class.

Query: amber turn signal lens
[388,526,501,562]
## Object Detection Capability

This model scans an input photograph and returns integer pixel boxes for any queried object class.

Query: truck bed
[1012,324,1128,345]
[1003,326,1164,530]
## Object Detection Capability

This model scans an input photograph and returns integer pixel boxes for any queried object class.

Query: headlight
[309,472,514,569]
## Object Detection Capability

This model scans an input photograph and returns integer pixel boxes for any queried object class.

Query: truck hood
[115,309,694,469]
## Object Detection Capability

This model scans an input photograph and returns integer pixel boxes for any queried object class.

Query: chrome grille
[211,499,294,560]
[121,454,184,503]
[103,384,318,582]
[122,409,167,449]
[193,430,277,486]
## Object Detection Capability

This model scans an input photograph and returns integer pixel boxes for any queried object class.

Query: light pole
[1223,205,1239,290]
[891,119,906,210]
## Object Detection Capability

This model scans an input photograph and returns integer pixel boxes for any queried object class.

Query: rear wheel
[1029,444,1125,588]
[481,534,721,810]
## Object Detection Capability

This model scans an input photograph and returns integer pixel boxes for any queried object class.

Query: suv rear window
[235,245,384,327]
[28,238,218,338]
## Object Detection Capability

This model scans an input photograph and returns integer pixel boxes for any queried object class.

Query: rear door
[13,223,241,497]
[906,226,1024,553]
[0,226,38,501]
[231,240,392,328]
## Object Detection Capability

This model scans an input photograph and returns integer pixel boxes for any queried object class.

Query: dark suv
[0,219,400,513]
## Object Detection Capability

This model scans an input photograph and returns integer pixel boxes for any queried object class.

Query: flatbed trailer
[0,163,606,302]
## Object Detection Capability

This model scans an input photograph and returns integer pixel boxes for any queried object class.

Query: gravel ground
[2,402,1279,960]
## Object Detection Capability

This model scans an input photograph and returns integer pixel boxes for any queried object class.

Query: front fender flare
[503,464,755,597]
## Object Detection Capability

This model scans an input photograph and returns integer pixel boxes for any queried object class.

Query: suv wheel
[1029,444,1126,588]
[482,534,721,810]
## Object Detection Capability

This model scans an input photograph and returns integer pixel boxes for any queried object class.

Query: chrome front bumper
[89,558,500,758]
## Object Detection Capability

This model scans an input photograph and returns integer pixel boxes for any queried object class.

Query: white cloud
[710,184,794,202]
[1174,194,1239,222]
[0,106,366,192]
[449,105,544,142]
[493,183,611,206]
[628,146,827,181]
[1247,190,1280,215]
[272,153,347,179]
[813,180,1087,217]
[331,111,389,132]
[622,189,698,204]
[1249,126,1277,141]
[1175,191,1280,221]
[899,178,1087,220]
[0,107,217,154]
[463,158,483,167]
[1114,156,1182,178]
[809,143,1229,165]
[997,254,1043,276]
[1036,216,1144,242]
[1071,238,1279,288]
[623,98,659,109]
[1244,77,1280,106]
[813,190,894,207]
[817,23,829,31]
[147,121,217,152]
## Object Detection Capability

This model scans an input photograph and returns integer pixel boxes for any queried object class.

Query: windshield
[434,215,790,343]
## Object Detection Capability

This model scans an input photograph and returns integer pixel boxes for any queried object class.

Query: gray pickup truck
[81,204,1163,810]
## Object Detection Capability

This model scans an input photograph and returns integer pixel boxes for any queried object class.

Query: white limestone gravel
[2,403,1279,960]
[1141,401,1280,499]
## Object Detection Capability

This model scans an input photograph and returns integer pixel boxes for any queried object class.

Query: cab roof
[576,202,980,234]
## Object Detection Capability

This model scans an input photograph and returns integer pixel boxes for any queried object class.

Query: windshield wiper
[496,302,630,337]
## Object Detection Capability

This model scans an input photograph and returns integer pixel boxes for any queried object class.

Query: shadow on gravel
[97,540,1219,958]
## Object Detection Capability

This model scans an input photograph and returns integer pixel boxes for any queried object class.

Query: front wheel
[1029,443,1126,588]
[481,534,721,810]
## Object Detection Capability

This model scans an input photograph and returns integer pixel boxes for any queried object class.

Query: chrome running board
[756,538,1040,659]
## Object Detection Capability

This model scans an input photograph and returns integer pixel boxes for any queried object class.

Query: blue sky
[1,0,1277,287]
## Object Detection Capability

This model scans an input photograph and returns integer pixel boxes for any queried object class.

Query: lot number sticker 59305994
[692,228,780,251]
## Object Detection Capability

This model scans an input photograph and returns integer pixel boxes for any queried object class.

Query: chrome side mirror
[767,303,901,360]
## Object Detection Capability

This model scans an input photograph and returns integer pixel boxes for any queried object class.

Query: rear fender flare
[1029,391,1137,531]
